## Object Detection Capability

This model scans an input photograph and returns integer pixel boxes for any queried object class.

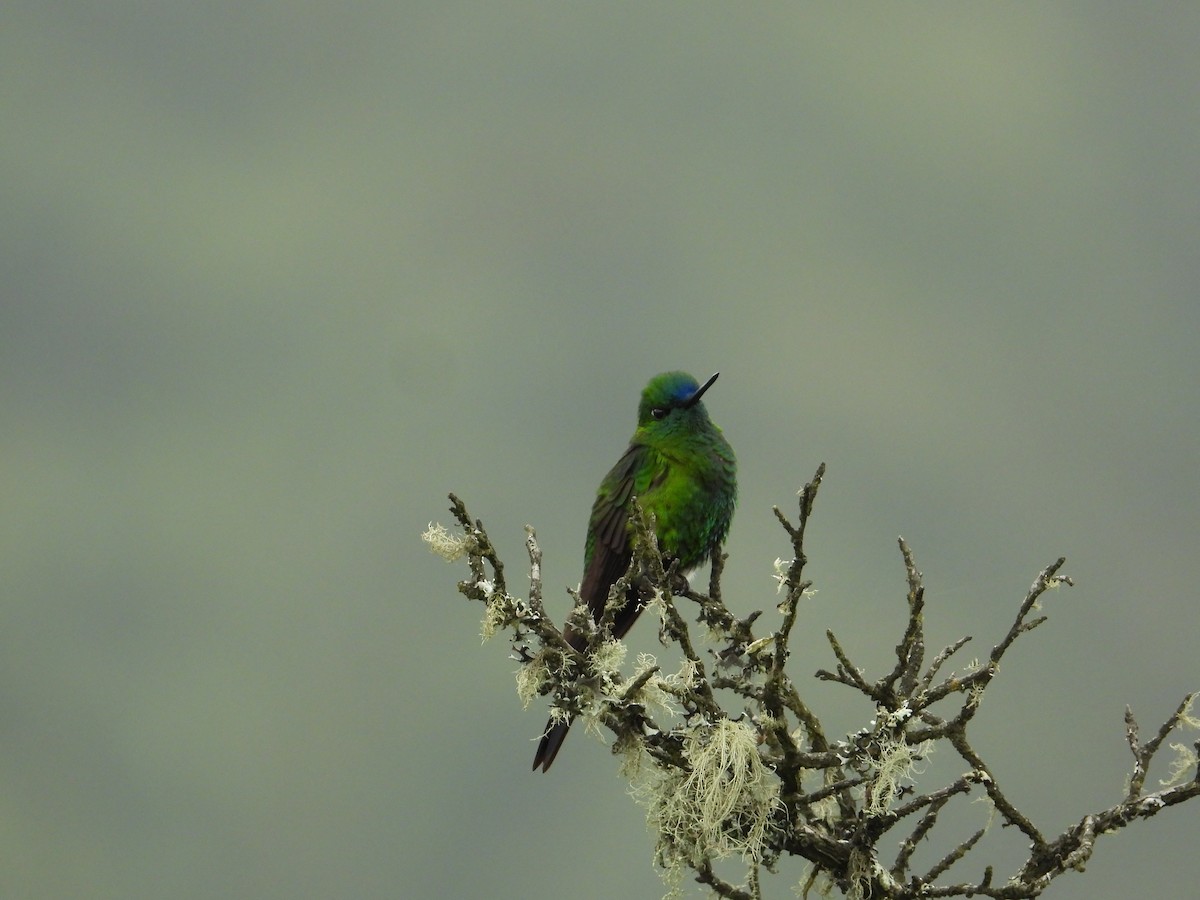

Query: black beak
[684,372,720,408]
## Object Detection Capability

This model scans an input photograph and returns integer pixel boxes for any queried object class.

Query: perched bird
[533,371,737,772]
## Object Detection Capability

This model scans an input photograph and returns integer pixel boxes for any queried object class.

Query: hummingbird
[533,371,737,772]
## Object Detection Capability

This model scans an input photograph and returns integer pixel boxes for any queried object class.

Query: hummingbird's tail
[532,718,571,772]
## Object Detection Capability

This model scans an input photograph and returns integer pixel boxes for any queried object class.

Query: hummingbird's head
[636,371,720,438]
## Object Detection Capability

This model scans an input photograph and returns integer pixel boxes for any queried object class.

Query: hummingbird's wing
[534,444,663,772]
[580,443,665,640]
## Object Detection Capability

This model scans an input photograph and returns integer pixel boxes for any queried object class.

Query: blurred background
[3,4,1197,898]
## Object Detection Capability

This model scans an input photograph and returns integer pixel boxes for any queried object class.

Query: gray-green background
[4,4,1197,899]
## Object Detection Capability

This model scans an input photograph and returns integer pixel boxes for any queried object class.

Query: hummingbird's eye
[650,407,668,420]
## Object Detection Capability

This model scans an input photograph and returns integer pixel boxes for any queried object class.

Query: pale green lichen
[629,653,697,718]
[631,718,781,886]
[772,558,793,594]
[421,522,470,561]
[515,651,548,709]
[863,714,932,816]
[1159,742,1199,788]
[1178,693,1200,731]
[793,865,836,899]
[1158,694,1198,787]
[478,586,523,642]
[479,591,504,641]
[844,847,871,900]
[591,639,628,691]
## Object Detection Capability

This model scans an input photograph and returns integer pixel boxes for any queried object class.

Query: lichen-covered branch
[425,467,1199,898]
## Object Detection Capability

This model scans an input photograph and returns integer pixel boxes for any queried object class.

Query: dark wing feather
[579,444,649,636]
[532,445,653,772]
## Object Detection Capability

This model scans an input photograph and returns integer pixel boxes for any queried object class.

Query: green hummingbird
[533,371,737,772]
